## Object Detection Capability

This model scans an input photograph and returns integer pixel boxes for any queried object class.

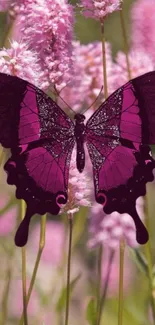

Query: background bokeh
[0,1,155,325]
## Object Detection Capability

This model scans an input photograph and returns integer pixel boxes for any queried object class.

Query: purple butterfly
[0,71,155,247]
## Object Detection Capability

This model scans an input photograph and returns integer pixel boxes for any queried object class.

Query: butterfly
[0,71,155,247]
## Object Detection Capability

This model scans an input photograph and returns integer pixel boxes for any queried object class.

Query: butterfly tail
[15,207,33,247]
[129,206,149,244]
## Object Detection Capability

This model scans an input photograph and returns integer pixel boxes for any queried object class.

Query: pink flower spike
[60,41,114,111]
[0,1,24,17]
[17,0,75,90]
[0,40,48,90]
[131,0,155,59]
[88,197,145,249]
[79,0,122,20]
[0,1,11,11]
[61,149,92,213]
[112,49,154,90]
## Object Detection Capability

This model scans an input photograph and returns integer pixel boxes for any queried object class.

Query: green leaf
[86,297,97,325]
[129,248,148,276]
[56,273,82,312]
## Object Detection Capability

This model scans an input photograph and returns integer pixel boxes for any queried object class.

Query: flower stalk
[20,200,28,325]
[96,249,115,325]
[65,213,73,325]
[0,147,4,167]
[119,6,131,80]
[1,245,15,325]
[144,195,155,324]
[118,240,125,325]
[95,18,109,325]
[101,20,108,99]
[19,214,46,325]
[96,245,103,317]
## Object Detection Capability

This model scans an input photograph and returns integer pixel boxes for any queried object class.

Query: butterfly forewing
[0,73,75,246]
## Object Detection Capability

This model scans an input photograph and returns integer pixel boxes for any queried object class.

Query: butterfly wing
[86,71,155,244]
[0,73,75,246]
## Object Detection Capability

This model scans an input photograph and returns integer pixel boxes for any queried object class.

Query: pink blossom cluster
[112,49,155,91]
[0,40,48,89]
[79,0,122,19]
[0,0,11,11]
[60,41,114,111]
[63,149,92,214]
[88,197,145,249]
[131,0,155,59]
[0,0,23,17]
[17,0,74,90]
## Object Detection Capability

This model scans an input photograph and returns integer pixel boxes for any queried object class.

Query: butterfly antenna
[82,85,104,114]
[53,85,75,114]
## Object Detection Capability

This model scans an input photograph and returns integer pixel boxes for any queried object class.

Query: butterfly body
[74,113,86,173]
[0,72,155,246]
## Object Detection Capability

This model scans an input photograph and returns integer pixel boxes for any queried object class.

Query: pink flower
[0,40,48,89]
[0,1,23,17]
[131,0,155,59]
[0,1,11,11]
[16,0,74,90]
[88,197,145,249]
[0,193,17,236]
[30,221,65,265]
[112,50,154,90]
[79,0,122,20]
[61,149,92,213]
[60,41,114,112]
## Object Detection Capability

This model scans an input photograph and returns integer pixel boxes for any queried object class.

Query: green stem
[118,240,125,325]
[20,200,28,325]
[0,246,15,325]
[144,195,155,324]
[100,20,108,100]
[0,210,21,324]
[3,17,16,48]
[96,249,115,325]
[119,8,131,80]
[96,17,111,325]
[19,214,46,325]
[96,245,103,316]
[65,214,73,325]
[0,147,4,166]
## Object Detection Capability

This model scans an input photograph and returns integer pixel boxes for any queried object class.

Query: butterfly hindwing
[0,73,75,246]
[86,71,155,244]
